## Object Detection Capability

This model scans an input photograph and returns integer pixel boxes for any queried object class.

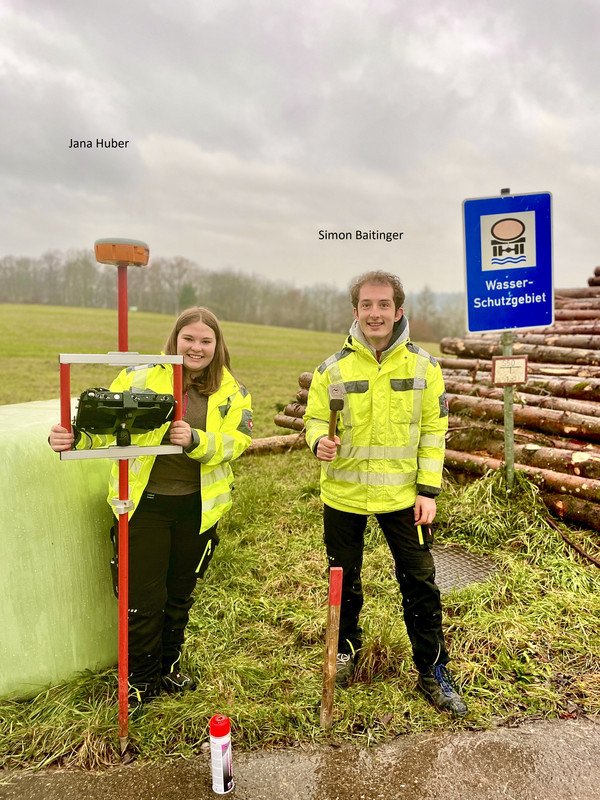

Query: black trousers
[323,504,449,674]
[121,491,219,691]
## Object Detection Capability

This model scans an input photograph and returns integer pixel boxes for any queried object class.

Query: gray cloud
[1,0,599,295]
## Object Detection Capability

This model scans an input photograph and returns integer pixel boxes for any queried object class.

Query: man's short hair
[350,271,405,310]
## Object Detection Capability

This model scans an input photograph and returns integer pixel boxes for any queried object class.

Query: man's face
[353,282,403,351]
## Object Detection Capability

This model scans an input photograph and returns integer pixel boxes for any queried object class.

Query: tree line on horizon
[0,249,467,339]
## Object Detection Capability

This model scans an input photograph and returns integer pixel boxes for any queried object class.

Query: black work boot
[128,682,157,718]
[161,669,197,693]
[418,664,468,717]
[335,652,356,686]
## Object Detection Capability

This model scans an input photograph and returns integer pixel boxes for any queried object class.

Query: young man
[304,271,467,716]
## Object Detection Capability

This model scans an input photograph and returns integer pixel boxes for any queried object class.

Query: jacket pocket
[342,380,370,429]
[416,523,434,550]
[389,378,426,424]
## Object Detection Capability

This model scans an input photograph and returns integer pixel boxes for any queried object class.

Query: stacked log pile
[440,266,600,531]
[274,372,312,433]
[274,267,600,531]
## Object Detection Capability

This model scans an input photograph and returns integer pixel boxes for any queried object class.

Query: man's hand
[169,419,193,448]
[414,495,436,526]
[316,435,340,461]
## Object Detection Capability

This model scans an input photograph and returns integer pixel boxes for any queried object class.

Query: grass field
[0,304,598,770]
[0,303,441,436]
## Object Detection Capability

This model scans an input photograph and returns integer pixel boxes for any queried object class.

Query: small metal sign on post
[492,349,528,488]
[491,355,528,386]
[463,189,553,488]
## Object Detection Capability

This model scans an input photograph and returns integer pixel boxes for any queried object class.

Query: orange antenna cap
[94,237,150,267]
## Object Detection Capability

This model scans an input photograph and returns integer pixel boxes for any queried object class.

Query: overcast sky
[1,0,599,295]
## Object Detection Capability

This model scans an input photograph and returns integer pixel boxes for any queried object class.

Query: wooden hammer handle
[328,410,338,441]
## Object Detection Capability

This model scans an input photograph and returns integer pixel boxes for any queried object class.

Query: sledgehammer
[327,384,344,441]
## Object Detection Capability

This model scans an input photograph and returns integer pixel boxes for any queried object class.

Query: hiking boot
[335,652,356,686]
[161,669,197,693]
[418,664,468,717]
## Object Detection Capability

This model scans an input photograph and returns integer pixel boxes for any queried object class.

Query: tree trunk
[440,355,600,378]
[514,377,600,402]
[442,367,600,402]
[447,415,600,452]
[446,393,600,441]
[540,492,600,532]
[517,323,600,335]
[296,388,309,405]
[468,331,600,349]
[274,413,305,431]
[440,337,600,366]
[445,428,600,480]
[244,433,306,455]
[555,309,600,320]
[513,444,600,480]
[444,449,600,505]
[284,402,306,419]
[555,297,600,308]
[440,357,492,373]
[554,287,600,298]
[513,334,600,350]
[443,378,600,418]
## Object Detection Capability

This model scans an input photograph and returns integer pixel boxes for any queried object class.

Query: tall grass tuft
[1,457,599,770]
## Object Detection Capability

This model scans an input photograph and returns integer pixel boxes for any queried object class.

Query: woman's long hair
[164,307,231,395]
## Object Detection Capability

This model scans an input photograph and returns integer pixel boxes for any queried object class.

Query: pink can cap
[210,714,231,737]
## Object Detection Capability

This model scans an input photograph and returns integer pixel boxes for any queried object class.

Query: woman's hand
[49,424,75,452]
[169,419,193,448]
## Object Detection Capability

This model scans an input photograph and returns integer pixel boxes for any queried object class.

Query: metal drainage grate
[432,544,498,595]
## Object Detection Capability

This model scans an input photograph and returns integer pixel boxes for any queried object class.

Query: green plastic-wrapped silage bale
[0,400,116,698]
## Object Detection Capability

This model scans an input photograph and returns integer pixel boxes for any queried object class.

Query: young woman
[49,307,252,704]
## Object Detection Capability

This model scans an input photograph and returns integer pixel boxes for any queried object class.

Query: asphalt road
[1,716,599,800]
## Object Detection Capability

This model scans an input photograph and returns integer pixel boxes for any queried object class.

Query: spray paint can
[209,714,234,794]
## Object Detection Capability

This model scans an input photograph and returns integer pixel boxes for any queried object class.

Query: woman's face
[176,320,217,375]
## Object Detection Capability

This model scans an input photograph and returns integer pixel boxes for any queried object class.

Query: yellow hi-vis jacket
[304,317,448,515]
[75,363,252,533]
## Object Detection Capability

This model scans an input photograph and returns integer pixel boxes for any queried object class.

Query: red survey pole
[173,363,183,422]
[117,265,129,353]
[59,363,71,431]
[95,239,149,753]
[320,566,343,729]
[58,238,183,756]
[116,460,129,746]
[116,265,131,754]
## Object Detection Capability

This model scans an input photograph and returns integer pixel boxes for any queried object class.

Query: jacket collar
[347,314,410,360]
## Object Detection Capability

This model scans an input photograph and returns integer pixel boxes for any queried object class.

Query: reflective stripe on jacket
[303,318,448,515]
[76,364,252,532]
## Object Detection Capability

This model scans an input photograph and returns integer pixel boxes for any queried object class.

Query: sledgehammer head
[328,384,344,411]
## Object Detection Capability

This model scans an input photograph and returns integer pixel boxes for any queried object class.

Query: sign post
[463,190,553,488]
[500,330,516,488]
